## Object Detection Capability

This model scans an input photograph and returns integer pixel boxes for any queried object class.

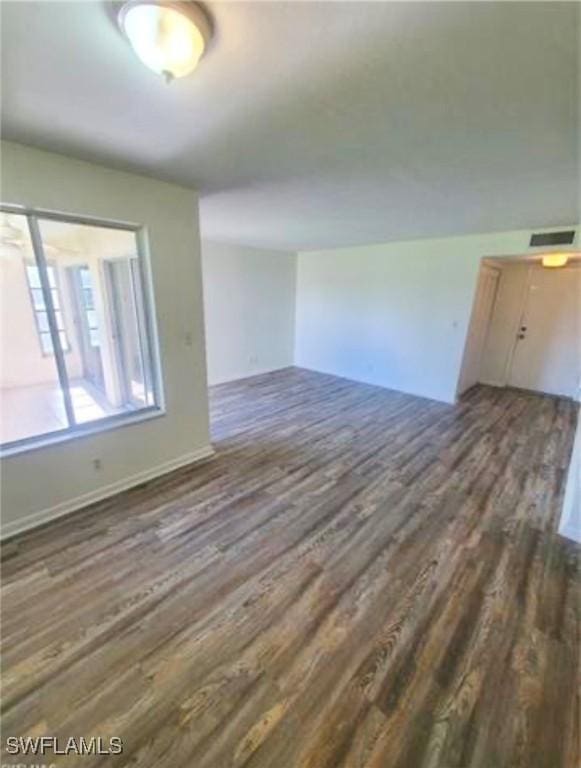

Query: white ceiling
[1,1,579,251]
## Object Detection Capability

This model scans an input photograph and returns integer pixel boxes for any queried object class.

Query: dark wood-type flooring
[1,368,579,768]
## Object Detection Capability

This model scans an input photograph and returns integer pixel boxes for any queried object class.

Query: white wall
[457,265,500,395]
[0,142,212,537]
[294,231,576,404]
[560,407,581,543]
[202,240,296,385]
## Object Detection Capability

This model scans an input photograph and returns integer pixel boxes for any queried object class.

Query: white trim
[0,202,142,231]
[0,407,166,458]
[209,364,294,387]
[296,363,456,404]
[476,378,506,389]
[0,444,215,540]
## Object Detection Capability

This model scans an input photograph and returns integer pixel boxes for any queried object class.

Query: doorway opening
[458,253,581,401]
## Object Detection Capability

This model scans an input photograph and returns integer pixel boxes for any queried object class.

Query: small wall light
[118,1,211,82]
[541,253,569,268]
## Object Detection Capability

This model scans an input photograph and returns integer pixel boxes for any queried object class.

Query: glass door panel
[0,213,69,444]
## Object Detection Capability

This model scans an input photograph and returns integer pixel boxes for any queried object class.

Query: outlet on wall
[249,355,259,366]
[92,458,103,472]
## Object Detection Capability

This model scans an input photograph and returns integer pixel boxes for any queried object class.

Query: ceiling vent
[529,230,575,248]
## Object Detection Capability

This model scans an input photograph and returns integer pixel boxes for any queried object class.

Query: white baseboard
[0,445,215,541]
[477,378,506,388]
[208,364,293,386]
[295,363,455,404]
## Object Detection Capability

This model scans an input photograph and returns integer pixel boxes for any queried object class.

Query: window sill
[0,407,166,459]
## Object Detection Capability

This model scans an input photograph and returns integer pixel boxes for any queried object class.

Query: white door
[458,266,500,394]
[508,266,581,398]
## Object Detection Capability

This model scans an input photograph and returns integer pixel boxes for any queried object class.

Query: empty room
[0,2,579,767]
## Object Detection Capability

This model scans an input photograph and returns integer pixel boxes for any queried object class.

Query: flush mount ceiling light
[541,253,569,268]
[118,1,211,82]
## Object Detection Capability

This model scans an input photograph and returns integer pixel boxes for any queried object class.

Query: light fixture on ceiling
[118,1,211,82]
[541,253,569,268]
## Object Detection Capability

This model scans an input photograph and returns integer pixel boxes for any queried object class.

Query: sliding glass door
[104,258,154,409]
[67,264,105,392]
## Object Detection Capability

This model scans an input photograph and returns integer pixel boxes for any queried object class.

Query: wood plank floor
[1,367,579,768]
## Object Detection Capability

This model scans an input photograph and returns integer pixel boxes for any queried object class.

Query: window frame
[25,261,71,356]
[75,265,101,349]
[0,204,166,457]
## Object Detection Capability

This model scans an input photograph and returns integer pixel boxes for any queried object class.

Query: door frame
[503,263,580,399]
[457,263,501,395]
[103,257,152,409]
[66,264,105,391]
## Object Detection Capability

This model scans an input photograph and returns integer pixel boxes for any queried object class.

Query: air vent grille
[529,230,575,248]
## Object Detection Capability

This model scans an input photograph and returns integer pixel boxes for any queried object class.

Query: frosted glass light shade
[119,1,210,80]
[541,253,569,268]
